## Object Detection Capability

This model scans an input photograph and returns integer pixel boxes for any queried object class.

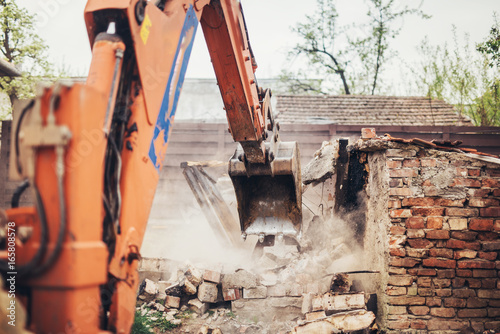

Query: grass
[131,309,179,334]
[175,310,194,320]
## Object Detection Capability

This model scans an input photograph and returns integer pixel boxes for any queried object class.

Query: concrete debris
[222,288,241,301]
[139,279,158,302]
[293,310,375,333]
[222,269,258,290]
[183,279,198,295]
[243,286,267,299]
[165,295,180,309]
[330,273,351,293]
[186,267,203,287]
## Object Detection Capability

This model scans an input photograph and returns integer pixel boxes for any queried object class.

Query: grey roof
[275,95,472,126]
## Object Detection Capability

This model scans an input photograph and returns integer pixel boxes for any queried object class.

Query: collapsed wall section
[359,140,500,332]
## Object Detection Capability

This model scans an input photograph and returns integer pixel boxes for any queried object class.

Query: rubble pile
[136,223,378,333]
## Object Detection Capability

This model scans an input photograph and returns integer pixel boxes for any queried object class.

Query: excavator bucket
[228,141,302,241]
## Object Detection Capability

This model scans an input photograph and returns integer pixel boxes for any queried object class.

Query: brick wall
[361,141,500,332]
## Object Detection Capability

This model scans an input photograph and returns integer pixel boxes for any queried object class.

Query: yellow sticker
[140,14,152,45]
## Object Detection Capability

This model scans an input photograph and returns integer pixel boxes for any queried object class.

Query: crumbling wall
[358,140,500,332]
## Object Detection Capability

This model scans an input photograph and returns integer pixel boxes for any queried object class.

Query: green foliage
[132,309,179,334]
[411,25,500,126]
[281,0,428,95]
[477,15,500,68]
[0,0,54,116]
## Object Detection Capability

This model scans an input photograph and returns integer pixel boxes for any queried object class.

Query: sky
[15,0,500,83]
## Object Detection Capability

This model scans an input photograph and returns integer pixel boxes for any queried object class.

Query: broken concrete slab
[305,311,326,321]
[139,279,158,302]
[302,141,338,185]
[314,292,366,312]
[198,282,218,303]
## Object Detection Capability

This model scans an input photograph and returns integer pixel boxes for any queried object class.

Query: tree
[411,25,500,126]
[477,15,500,68]
[0,0,53,116]
[281,0,428,95]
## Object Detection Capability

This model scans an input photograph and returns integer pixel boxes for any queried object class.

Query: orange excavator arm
[0,1,300,333]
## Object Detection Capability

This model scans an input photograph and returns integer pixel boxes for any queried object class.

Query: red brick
[446,208,479,217]
[477,231,498,241]
[435,289,452,297]
[390,225,406,235]
[446,239,480,250]
[418,288,434,296]
[406,217,425,229]
[390,169,418,178]
[435,198,466,207]
[453,288,476,298]
[403,159,421,168]
[480,207,500,217]
[468,169,481,177]
[469,218,494,231]
[389,296,426,305]
[387,160,402,169]
[426,230,450,239]
[483,178,500,188]
[421,159,437,167]
[388,199,401,209]
[402,197,435,207]
[427,217,443,229]
[451,277,464,288]
[454,250,477,259]
[482,241,500,251]
[482,278,497,289]
[422,258,456,269]
[390,188,413,196]
[467,278,482,288]
[387,286,407,295]
[408,268,437,276]
[417,277,432,287]
[433,278,452,288]
[407,229,425,238]
[486,168,500,177]
[408,238,434,249]
[472,269,496,277]
[423,187,439,196]
[494,188,500,196]
[390,248,406,257]
[488,308,500,317]
[409,305,429,315]
[426,297,442,307]
[436,269,455,278]
[428,320,469,330]
[410,320,427,329]
[478,251,497,261]
[450,231,477,241]
[494,220,500,232]
[467,297,487,308]
[477,289,500,299]
[451,178,482,187]
[443,298,466,308]
[422,179,432,186]
[406,248,429,258]
[390,209,412,218]
[469,198,500,207]
[457,308,487,318]
[387,320,410,330]
[428,248,453,259]
[456,269,472,277]
[430,307,456,318]
[457,260,496,269]
[473,188,491,197]
[413,207,445,216]
[390,258,420,268]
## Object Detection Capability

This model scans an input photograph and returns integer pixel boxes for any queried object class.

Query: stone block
[305,311,326,321]
[165,295,180,309]
[198,282,218,303]
[203,270,221,284]
[222,270,258,290]
[188,298,209,315]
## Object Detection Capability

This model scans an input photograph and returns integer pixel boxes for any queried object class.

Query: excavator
[0,0,301,333]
